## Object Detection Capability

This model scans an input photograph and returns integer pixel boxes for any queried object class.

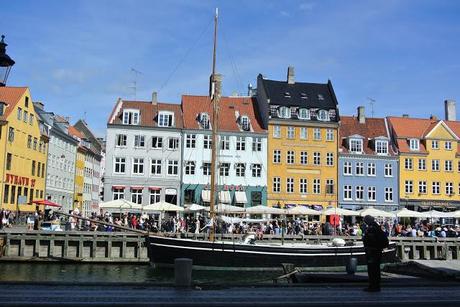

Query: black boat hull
[147,236,397,269]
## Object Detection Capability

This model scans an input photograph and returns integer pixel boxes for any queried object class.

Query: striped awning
[201,190,210,203]
[234,191,247,204]
[219,191,231,204]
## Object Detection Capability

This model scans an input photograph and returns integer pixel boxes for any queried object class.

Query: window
[300,179,308,194]
[151,136,163,149]
[17,107,22,120]
[287,126,295,139]
[202,163,211,176]
[23,111,28,123]
[185,161,196,175]
[252,137,262,151]
[167,160,179,175]
[3,185,8,204]
[134,135,145,147]
[431,140,439,149]
[203,135,212,149]
[368,187,376,201]
[200,113,210,129]
[236,136,246,151]
[367,163,376,176]
[150,159,162,175]
[116,134,127,147]
[273,177,281,193]
[313,128,321,140]
[252,164,261,177]
[8,127,14,142]
[385,187,393,202]
[326,153,334,166]
[132,158,144,175]
[404,158,413,170]
[273,125,281,138]
[326,179,334,194]
[300,127,307,139]
[10,186,16,204]
[384,163,393,177]
[432,182,440,194]
[31,160,36,176]
[131,189,143,204]
[344,185,352,200]
[409,139,419,151]
[405,180,413,194]
[458,161,460,172]
[300,151,308,165]
[114,157,126,174]
[219,163,230,177]
[158,111,174,127]
[273,150,281,163]
[29,114,34,125]
[317,110,329,121]
[446,182,454,195]
[418,159,426,171]
[186,134,196,148]
[278,106,290,118]
[298,108,310,120]
[168,138,179,150]
[123,109,140,125]
[445,141,452,150]
[445,160,453,172]
[235,163,246,177]
[6,153,12,170]
[150,189,161,204]
[313,179,321,194]
[343,161,352,175]
[287,151,295,164]
[326,129,334,141]
[33,138,37,150]
[27,135,32,148]
[349,139,363,153]
[355,162,364,176]
[432,160,440,171]
[376,140,388,155]
[286,178,294,193]
[220,135,230,150]
[313,152,321,166]
[113,188,124,200]
[356,186,364,200]
[240,116,250,131]
[418,181,427,194]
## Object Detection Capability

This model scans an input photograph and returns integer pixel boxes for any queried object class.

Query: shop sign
[5,173,36,187]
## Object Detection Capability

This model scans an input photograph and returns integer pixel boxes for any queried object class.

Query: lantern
[0,35,15,87]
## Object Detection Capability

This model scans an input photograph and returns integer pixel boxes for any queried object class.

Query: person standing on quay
[363,215,389,292]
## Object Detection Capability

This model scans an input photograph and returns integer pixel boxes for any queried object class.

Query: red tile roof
[68,125,85,139]
[181,95,265,133]
[339,116,396,155]
[108,100,183,128]
[0,86,27,118]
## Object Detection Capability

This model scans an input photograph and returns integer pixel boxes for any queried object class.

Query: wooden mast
[209,8,221,242]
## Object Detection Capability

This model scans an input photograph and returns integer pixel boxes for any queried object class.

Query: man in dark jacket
[363,215,388,292]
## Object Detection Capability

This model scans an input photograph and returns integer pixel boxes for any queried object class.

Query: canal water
[0,263,281,285]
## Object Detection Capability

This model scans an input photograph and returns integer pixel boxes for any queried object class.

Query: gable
[425,121,459,140]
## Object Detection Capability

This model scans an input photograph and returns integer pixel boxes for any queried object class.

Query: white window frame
[251,164,261,177]
[116,134,127,147]
[185,161,196,175]
[445,160,453,172]
[287,126,295,139]
[326,129,334,141]
[113,188,124,200]
[355,186,364,201]
[446,182,454,195]
[114,157,126,174]
[131,189,143,204]
[151,136,163,149]
[252,137,262,152]
[355,162,364,176]
[158,111,174,127]
[123,109,140,125]
[149,189,161,204]
[273,150,281,163]
[349,139,363,154]
[273,125,281,138]
[300,151,308,165]
[286,178,294,193]
[343,161,352,176]
[313,152,321,166]
[431,140,439,150]
[278,106,290,119]
[167,160,179,176]
[317,109,330,121]
[344,185,352,200]
[150,159,162,175]
[313,128,321,140]
[405,180,413,194]
[236,136,246,151]
[418,159,426,171]
[445,141,452,150]
[432,159,440,171]
[385,187,393,202]
[300,127,307,140]
[313,179,321,194]
[418,181,427,194]
[409,139,420,151]
[300,179,308,194]
[367,163,376,176]
[368,186,376,202]
[185,134,196,148]
[432,182,440,195]
[326,152,334,166]
[134,135,145,148]
[273,177,281,193]
[203,135,212,149]
[384,163,393,177]
[220,135,230,150]
[235,163,246,177]
[375,140,388,155]
[298,108,310,120]
[168,137,179,150]
[287,150,295,164]
[132,158,144,175]
[405,158,413,170]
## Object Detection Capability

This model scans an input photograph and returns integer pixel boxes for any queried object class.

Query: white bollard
[175,258,193,287]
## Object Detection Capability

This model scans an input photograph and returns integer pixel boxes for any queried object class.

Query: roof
[68,125,85,139]
[181,95,265,133]
[0,86,27,118]
[108,100,183,128]
[339,116,396,155]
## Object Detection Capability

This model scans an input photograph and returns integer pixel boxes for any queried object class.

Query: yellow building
[0,86,48,213]
[69,126,85,211]
[256,67,340,209]
[388,110,460,210]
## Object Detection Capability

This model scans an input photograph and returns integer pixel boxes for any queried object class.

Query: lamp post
[0,35,15,87]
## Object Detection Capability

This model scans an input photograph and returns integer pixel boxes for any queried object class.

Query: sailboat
[146,9,396,269]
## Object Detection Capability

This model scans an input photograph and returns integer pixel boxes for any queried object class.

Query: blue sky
[2,0,460,136]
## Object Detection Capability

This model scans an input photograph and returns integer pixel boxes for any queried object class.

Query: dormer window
[123,109,140,125]
[298,108,310,120]
[300,93,308,99]
[375,140,389,155]
[349,138,363,154]
[317,94,324,101]
[199,113,210,129]
[278,106,290,119]
[284,92,291,98]
[409,139,420,151]
[240,115,250,131]
[317,109,330,121]
[158,111,174,127]
[0,102,5,116]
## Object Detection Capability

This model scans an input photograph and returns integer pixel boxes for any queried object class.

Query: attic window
[349,139,363,154]
[158,111,174,127]
[284,92,291,98]
[278,106,290,119]
[298,108,310,120]
[123,109,140,125]
[409,139,420,151]
[199,113,210,129]
[317,109,330,121]
[376,140,389,155]
[240,116,250,131]
[317,94,324,101]
[300,93,308,99]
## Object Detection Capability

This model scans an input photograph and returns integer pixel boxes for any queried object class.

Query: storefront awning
[149,187,161,191]
[219,191,231,204]
[234,191,247,204]
[201,190,210,203]
[112,185,125,190]
[130,186,144,190]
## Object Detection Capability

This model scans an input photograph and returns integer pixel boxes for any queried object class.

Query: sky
[2,0,460,136]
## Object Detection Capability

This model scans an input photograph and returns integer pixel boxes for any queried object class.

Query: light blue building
[338,107,399,211]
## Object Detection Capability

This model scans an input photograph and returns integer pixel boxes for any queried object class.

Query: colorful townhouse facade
[0,86,48,213]
[255,67,340,209]
[338,107,399,211]
[181,95,267,208]
[104,95,183,206]
[68,126,86,212]
[388,100,460,211]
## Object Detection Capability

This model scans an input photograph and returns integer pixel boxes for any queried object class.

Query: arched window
[298,108,310,120]
[278,106,290,119]
[317,110,330,121]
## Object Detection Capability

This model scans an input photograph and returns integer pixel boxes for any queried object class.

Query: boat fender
[331,238,346,247]
[243,234,256,245]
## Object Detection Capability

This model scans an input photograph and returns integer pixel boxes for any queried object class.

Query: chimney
[430,115,437,121]
[287,66,295,84]
[445,99,456,121]
[402,114,409,118]
[357,106,365,124]
[151,91,157,105]
[34,101,45,110]
[247,83,253,96]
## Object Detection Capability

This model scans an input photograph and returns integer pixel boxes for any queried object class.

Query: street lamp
[0,35,15,87]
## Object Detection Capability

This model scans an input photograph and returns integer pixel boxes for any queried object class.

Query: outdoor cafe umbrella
[425,210,452,218]
[99,199,142,211]
[142,201,184,212]
[322,207,359,216]
[453,211,460,219]
[184,203,207,213]
[245,205,286,215]
[32,199,62,208]
[394,208,428,218]
[286,206,321,216]
[359,207,395,218]
[216,204,245,214]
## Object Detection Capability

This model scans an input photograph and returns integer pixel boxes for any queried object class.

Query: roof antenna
[130,68,143,101]
[367,97,375,118]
